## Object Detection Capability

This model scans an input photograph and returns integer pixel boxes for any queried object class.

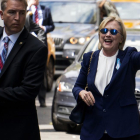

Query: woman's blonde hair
[98,16,126,50]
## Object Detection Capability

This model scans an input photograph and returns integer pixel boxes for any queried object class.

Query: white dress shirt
[95,49,118,95]
[0,28,23,59]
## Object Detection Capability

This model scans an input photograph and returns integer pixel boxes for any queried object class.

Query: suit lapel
[88,49,125,94]
[0,27,29,78]
[40,5,46,25]
[105,49,125,90]
[111,49,125,80]
[42,9,45,23]
[0,27,4,39]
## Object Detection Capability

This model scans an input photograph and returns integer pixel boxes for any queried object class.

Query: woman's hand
[79,90,95,106]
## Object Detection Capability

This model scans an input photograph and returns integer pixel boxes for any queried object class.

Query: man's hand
[40,25,45,31]
[79,90,95,106]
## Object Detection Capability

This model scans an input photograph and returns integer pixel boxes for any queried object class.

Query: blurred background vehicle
[25,11,56,92]
[44,33,56,91]
[40,0,119,75]
[51,29,140,132]
[111,0,140,28]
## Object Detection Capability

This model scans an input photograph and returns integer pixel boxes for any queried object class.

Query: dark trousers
[38,82,46,105]
[100,133,140,140]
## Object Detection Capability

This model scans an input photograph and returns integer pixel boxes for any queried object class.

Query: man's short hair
[1,0,28,11]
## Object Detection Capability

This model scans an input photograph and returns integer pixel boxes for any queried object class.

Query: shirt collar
[31,5,41,11]
[2,27,24,44]
[100,48,118,58]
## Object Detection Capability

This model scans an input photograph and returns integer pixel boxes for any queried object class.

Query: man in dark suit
[0,0,47,139]
[27,0,55,107]
[27,0,55,35]
[25,11,46,44]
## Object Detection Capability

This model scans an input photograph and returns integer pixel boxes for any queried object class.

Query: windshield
[79,35,99,61]
[40,1,97,24]
[124,34,140,51]
[113,2,140,20]
[79,34,140,61]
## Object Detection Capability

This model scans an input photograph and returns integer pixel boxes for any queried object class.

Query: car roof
[111,0,140,2]
[40,0,97,2]
[126,29,140,35]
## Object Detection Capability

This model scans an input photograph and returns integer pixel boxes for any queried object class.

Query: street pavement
[36,82,80,140]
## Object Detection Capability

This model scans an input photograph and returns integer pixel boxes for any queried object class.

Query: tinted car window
[114,3,140,20]
[40,1,97,24]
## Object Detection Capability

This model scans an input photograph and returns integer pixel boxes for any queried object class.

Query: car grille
[135,89,140,99]
[53,37,63,46]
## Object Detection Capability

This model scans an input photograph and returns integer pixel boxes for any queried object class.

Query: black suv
[40,0,119,75]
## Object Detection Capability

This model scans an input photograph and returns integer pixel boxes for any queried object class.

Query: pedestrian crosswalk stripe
[39,124,53,129]
[35,100,52,107]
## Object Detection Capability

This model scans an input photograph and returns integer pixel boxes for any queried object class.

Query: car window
[113,2,140,20]
[124,34,140,51]
[40,1,97,24]
[79,33,140,62]
[79,35,99,61]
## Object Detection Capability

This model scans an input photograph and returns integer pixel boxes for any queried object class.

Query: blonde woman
[73,16,140,140]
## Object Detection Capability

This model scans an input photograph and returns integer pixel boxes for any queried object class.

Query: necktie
[0,36,10,72]
[35,6,39,24]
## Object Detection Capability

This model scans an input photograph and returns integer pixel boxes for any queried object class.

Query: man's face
[1,0,26,35]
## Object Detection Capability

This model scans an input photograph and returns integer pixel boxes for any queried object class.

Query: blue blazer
[72,47,140,140]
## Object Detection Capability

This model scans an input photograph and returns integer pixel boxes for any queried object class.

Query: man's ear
[0,10,4,20]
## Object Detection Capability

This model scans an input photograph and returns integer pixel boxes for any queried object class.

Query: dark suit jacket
[0,26,47,140]
[29,5,55,34]
[73,47,140,140]
[40,6,55,34]
[25,12,46,44]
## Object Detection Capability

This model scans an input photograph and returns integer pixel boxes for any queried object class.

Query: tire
[51,104,65,131]
[67,124,81,133]
[51,90,68,131]
[44,58,54,92]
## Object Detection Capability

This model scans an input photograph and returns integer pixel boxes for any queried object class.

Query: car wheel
[67,123,81,133]
[44,58,54,92]
[67,123,77,132]
[51,90,68,131]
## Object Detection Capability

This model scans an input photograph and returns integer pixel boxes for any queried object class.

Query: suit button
[103,109,106,112]
[104,95,109,98]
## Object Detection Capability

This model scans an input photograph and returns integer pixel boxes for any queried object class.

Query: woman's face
[99,20,123,56]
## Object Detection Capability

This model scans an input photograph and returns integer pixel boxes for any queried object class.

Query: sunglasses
[100,28,122,36]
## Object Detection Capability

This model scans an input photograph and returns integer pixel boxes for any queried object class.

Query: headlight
[137,100,140,111]
[69,36,90,45]
[78,37,86,45]
[86,36,90,42]
[57,82,73,92]
[69,37,78,44]
[135,88,140,99]
[135,88,140,112]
